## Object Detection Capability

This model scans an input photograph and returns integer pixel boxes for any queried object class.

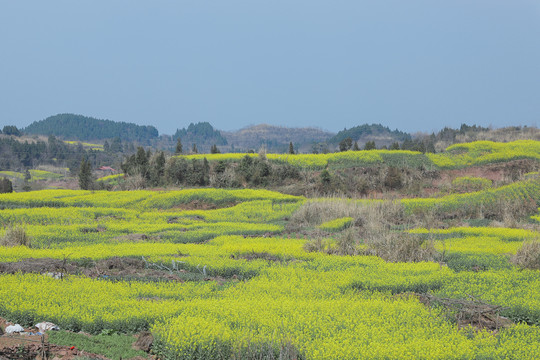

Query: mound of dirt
[133,331,153,352]
[170,200,237,211]
[0,258,78,276]
[96,257,146,271]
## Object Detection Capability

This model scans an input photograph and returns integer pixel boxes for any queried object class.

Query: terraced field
[0,179,539,359]
[179,140,540,170]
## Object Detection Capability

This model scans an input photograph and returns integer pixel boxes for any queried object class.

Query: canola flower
[1,188,540,359]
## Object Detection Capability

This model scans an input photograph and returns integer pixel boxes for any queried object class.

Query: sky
[1,1,540,135]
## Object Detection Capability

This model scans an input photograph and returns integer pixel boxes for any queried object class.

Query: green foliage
[364,140,376,150]
[339,137,353,152]
[2,125,21,136]
[0,135,87,171]
[78,158,93,190]
[165,157,189,185]
[48,331,147,360]
[318,217,353,232]
[320,169,331,187]
[452,176,492,193]
[210,144,221,154]
[175,138,183,154]
[0,177,13,193]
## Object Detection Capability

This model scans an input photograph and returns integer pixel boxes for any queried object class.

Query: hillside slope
[24,114,159,143]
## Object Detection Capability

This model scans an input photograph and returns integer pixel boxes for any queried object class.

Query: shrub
[511,241,540,270]
[333,227,360,256]
[384,167,403,190]
[0,225,32,247]
[363,232,438,263]
[0,177,13,193]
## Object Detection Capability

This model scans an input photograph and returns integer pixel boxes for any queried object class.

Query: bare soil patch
[0,257,235,284]
[416,294,513,332]
[170,200,237,211]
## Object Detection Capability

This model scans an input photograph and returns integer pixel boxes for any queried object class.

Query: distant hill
[329,124,411,148]
[24,114,159,143]
[222,124,333,152]
[173,122,228,152]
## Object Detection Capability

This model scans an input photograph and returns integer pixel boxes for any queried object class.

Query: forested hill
[24,114,159,143]
[222,124,333,153]
[329,124,411,148]
[173,122,228,152]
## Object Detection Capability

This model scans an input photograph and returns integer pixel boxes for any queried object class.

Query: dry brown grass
[1,225,32,247]
[362,231,437,263]
[511,241,540,270]
[294,198,438,262]
[289,197,405,229]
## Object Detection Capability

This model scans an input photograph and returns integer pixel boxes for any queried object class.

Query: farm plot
[0,189,539,359]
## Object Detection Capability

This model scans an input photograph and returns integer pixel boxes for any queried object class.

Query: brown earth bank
[0,257,235,284]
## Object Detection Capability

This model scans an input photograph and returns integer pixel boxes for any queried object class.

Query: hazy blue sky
[1,1,539,135]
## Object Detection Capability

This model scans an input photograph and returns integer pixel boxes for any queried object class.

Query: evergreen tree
[320,169,331,187]
[390,142,400,150]
[364,141,376,150]
[0,178,13,193]
[150,151,166,186]
[110,137,123,153]
[289,142,294,154]
[210,144,220,154]
[353,141,360,151]
[103,140,110,153]
[192,144,198,154]
[339,137,353,152]
[78,158,93,190]
[175,138,183,154]
[135,147,149,179]
[165,157,188,185]
[2,126,21,136]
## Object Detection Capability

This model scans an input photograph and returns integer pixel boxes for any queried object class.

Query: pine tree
[0,178,13,193]
[289,142,294,154]
[135,147,149,179]
[210,144,220,154]
[150,151,166,186]
[353,141,360,151]
[78,158,93,190]
[175,138,183,154]
[364,141,376,150]
[192,144,198,154]
[339,137,353,152]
